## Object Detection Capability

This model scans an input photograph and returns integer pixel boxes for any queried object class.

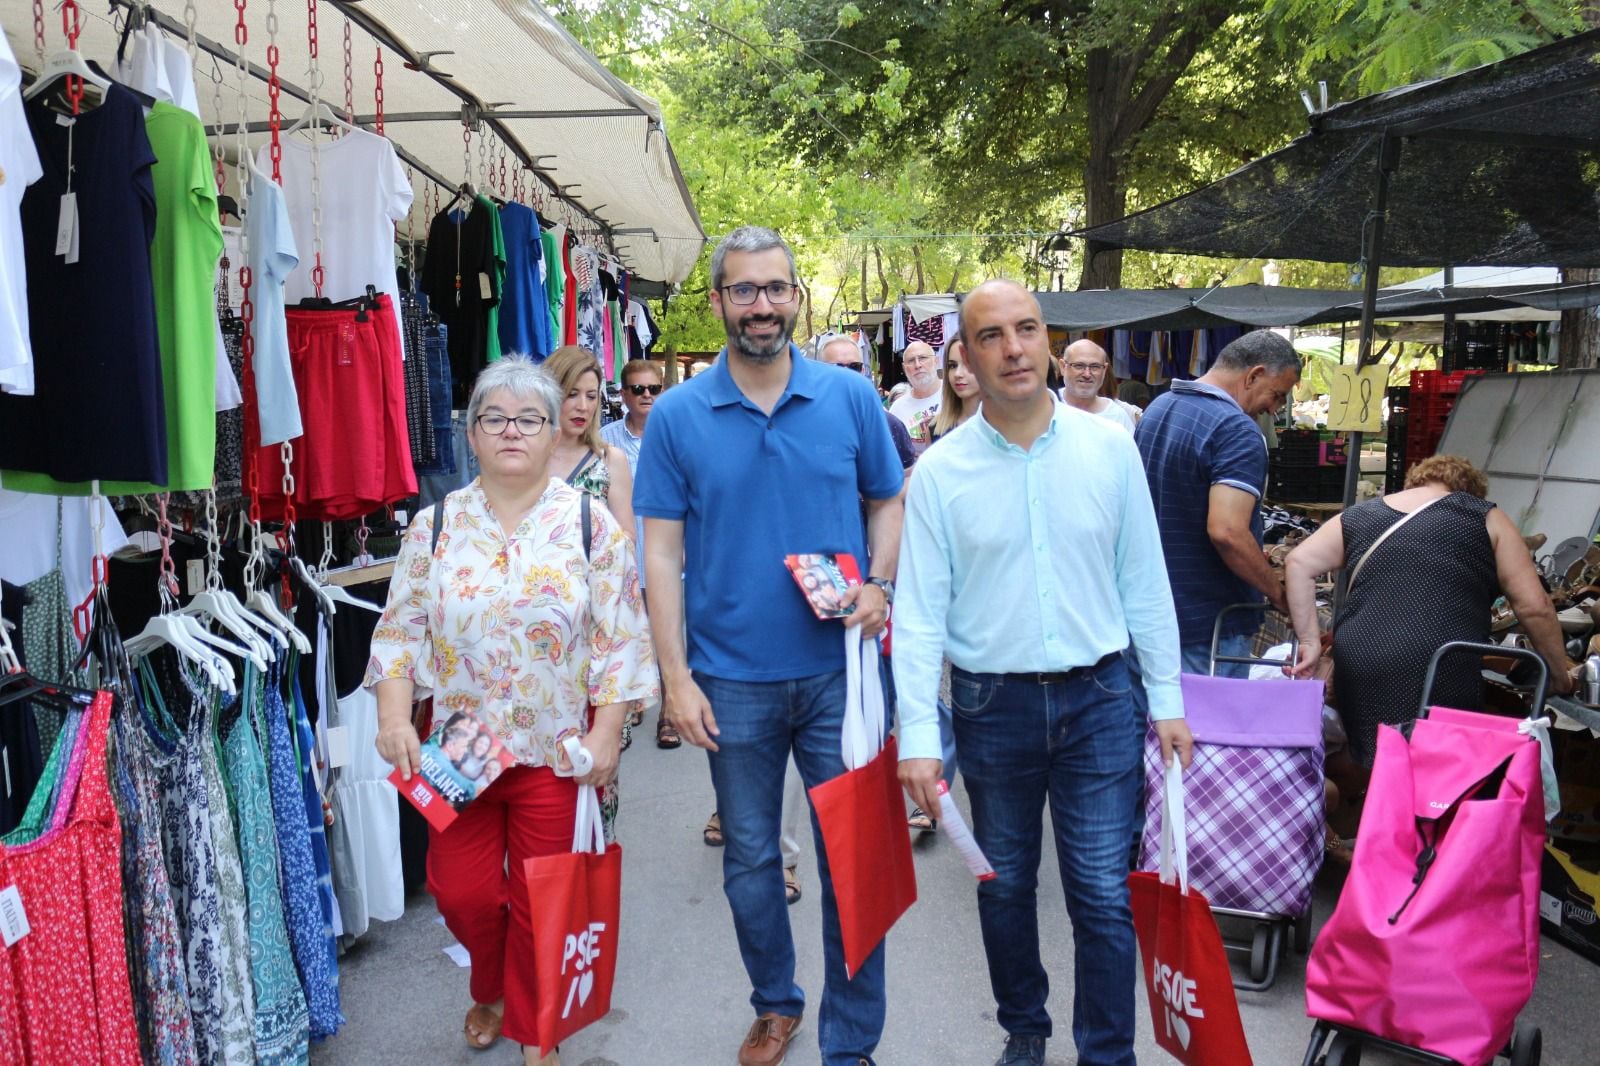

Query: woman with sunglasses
[369,357,655,1063]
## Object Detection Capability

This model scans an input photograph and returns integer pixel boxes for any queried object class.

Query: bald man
[1057,338,1138,433]
[888,340,941,453]
[893,279,1190,1066]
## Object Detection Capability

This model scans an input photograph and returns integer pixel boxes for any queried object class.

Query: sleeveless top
[1335,491,1498,765]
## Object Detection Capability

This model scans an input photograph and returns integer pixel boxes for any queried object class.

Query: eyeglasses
[1065,362,1107,374]
[475,413,549,436]
[719,281,798,306]
[627,383,663,396]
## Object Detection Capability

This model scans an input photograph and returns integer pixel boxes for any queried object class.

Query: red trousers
[427,765,578,1046]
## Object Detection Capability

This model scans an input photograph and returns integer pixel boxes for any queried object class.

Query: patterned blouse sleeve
[363,506,438,695]
[583,500,659,708]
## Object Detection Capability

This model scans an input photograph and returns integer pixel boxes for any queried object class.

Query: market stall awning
[1060,30,1600,268]
[1,0,706,283]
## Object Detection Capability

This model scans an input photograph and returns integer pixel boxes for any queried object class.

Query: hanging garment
[541,222,565,350]
[422,198,500,405]
[0,489,131,614]
[246,159,303,446]
[476,194,506,365]
[572,244,607,355]
[625,298,656,359]
[497,201,552,358]
[264,127,412,359]
[0,690,141,1065]
[138,658,256,1065]
[904,308,945,350]
[212,312,247,505]
[289,669,344,1011]
[413,297,455,479]
[0,85,165,486]
[258,661,344,1039]
[560,228,580,346]
[0,579,44,835]
[110,708,200,1066]
[326,662,405,941]
[0,28,41,395]
[14,502,77,758]
[222,669,312,1064]
[400,283,437,470]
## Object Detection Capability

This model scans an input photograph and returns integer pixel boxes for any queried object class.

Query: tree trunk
[913,244,925,293]
[874,243,889,306]
[860,248,869,310]
[1080,48,1129,291]
[1559,267,1600,368]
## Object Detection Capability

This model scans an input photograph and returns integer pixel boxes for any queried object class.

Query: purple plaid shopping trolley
[1138,655,1327,990]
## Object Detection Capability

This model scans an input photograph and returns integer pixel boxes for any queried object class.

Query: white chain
[183,0,199,62]
[319,520,336,576]
[205,490,225,592]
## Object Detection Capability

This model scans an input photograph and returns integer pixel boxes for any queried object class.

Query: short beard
[727,313,793,364]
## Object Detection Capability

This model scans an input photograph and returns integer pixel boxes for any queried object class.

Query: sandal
[464,1003,503,1050]
[1324,827,1354,867]
[656,712,681,749]
[703,811,724,847]
[784,865,801,905]
[907,806,937,833]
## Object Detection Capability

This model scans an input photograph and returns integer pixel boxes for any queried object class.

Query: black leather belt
[989,652,1121,687]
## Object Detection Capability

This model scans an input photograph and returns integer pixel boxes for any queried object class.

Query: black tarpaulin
[1063,30,1600,268]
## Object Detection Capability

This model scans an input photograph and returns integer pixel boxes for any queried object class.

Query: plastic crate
[1275,429,1348,466]
[1269,462,1346,503]
[1409,369,1485,398]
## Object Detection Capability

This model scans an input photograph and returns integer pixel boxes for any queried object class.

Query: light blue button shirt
[892,400,1184,762]
[600,416,646,580]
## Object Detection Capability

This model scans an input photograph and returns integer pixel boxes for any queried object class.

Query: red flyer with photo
[389,711,517,832]
[785,553,863,620]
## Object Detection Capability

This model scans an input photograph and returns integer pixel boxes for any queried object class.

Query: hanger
[285,99,357,138]
[124,615,238,695]
[178,590,277,663]
[441,182,477,217]
[24,50,114,109]
[248,587,312,655]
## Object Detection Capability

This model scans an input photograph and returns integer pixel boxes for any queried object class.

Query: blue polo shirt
[1135,379,1268,645]
[634,347,903,681]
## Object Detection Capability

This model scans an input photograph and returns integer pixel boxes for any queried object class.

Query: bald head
[902,341,938,395]
[957,278,1053,417]
[819,336,866,378]
[1060,338,1110,404]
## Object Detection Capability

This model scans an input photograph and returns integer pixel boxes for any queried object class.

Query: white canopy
[2,0,706,282]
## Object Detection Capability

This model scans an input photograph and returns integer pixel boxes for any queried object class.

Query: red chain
[499,149,508,197]
[233,0,248,46]
[267,18,283,182]
[30,0,44,60]
[306,0,319,59]
[61,0,83,115]
[374,48,385,134]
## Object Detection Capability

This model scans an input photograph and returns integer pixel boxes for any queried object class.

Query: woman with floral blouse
[366,357,657,1064]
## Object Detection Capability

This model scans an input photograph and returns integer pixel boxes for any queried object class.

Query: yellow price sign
[1327,364,1387,433]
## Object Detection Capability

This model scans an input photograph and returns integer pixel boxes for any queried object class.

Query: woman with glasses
[367,357,656,1065]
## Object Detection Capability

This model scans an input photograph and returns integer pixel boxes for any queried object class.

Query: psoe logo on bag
[560,921,607,1018]
[1152,955,1205,1051]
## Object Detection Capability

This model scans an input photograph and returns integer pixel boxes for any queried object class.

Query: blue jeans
[1181,631,1253,678]
[697,669,889,1066]
[950,656,1142,1066]
[418,412,478,506]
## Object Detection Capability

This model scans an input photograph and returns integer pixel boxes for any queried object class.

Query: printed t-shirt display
[0,85,166,487]
[245,160,303,446]
[262,127,412,358]
[0,30,41,395]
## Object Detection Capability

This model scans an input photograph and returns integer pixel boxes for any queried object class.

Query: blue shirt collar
[1171,378,1244,412]
[706,343,817,409]
[975,396,1063,456]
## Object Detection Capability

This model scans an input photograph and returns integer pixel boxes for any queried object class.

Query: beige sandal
[464,1003,503,1050]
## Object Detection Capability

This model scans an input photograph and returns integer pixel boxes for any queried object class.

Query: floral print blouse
[364,477,657,769]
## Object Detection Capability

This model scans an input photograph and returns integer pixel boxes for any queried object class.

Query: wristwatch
[865,577,895,604]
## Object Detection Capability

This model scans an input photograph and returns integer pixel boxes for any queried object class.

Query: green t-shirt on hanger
[542,227,564,350]
[5,102,223,497]
[476,194,506,363]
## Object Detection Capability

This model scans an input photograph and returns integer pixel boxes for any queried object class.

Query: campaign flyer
[785,552,863,620]
[389,711,517,832]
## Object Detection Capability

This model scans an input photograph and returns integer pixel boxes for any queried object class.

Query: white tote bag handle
[1157,759,1189,894]
[570,782,606,855]
[841,626,886,771]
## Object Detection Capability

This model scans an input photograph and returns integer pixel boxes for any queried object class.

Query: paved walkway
[312,722,1597,1065]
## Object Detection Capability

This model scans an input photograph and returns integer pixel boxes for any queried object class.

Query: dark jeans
[697,668,889,1066]
[950,656,1142,1066]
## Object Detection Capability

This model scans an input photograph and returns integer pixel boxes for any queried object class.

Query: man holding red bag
[894,280,1193,1066]
[635,226,904,1066]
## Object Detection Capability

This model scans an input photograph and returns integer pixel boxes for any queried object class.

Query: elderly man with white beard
[889,340,942,454]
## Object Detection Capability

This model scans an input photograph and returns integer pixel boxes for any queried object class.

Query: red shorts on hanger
[257,294,416,521]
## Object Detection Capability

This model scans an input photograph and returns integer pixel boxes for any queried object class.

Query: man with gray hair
[888,340,941,453]
[636,225,904,1066]
[1134,329,1302,675]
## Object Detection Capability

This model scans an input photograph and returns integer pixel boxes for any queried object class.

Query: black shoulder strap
[565,450,599,486]
[430,500,445,556]
[581,491,592,563]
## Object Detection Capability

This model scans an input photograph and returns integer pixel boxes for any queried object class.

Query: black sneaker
[994,1034,1046,1065]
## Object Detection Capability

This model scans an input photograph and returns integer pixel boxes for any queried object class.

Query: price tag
[324,725,352,770]
[54,192,78,259]
[1326,364,1387,433]
[478,272,493,301]
[0,884,30,947]
[186,559,206,597]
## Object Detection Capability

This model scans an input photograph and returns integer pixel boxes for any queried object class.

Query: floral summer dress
[567,449,627,841]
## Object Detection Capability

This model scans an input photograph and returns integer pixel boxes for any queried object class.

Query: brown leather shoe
[737,1012,803,1066]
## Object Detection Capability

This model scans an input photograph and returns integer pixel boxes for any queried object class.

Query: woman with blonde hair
[542,346,636,541]
[929,338,980,443]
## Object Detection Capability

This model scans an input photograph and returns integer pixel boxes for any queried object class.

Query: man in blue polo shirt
[635,226,904,1066]
[1134,330,1301,675]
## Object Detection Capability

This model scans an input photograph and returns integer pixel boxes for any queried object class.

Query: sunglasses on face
[839,361,865,373]
[627,383,663,396]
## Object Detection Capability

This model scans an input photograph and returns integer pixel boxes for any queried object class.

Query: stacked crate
[1404,370,1484,468]
[1268,428,1348,503]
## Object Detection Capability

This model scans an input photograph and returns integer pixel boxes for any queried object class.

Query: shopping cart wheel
[1508,1020,1541,1066]
[1323,1032,1362,1066]
[1249,924,1270,983]
[1293,909,1313,954]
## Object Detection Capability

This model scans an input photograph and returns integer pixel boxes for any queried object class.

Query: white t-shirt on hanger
[262,127,413,359]
[0,489,131,611]
[0,30,42,395]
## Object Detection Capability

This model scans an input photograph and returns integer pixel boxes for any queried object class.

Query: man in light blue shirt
[895,280,1192,1066]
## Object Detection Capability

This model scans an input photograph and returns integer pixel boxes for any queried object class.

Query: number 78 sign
[1326,364,1388,433]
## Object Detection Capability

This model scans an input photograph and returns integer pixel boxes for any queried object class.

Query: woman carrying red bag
[367,357,658,1065]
